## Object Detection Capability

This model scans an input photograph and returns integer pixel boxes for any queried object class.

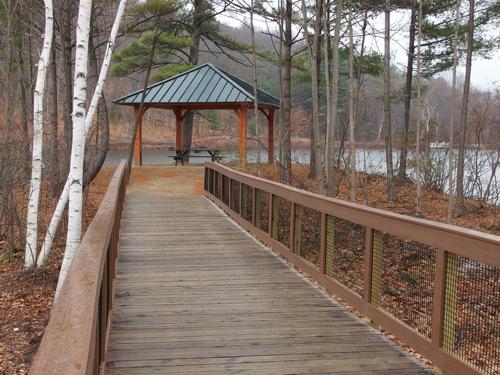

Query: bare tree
[456,0,475,215]
[326,0,342,196]
[383,0,395,202]
[447,0,461,222]
[24,0,53,270]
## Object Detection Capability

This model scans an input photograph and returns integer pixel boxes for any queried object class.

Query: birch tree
[326,0,342,196]
[38,0,128,269]
[24,0,54,270]
[55,0,94,292]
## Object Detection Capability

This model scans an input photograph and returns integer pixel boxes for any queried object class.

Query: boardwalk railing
[204,162,500,375]
[30,160,128,375]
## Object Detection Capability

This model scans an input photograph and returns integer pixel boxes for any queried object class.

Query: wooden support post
[363,228,375,302]
[133,106,143,166]
[238,107,247,167]
[268,109,275,164]
[174,109,182,150]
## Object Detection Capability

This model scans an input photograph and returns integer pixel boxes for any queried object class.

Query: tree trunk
[415,0,423,215]
[39,0,127,269]
[348,3,356,202]
[398,0,416,183]
[181,0,203,156]
[58,0,73,161]
[384,0,396,202]
[456,0,475,215]
[58,0,93,290]
[280,0,293,184]
[24,0,54,270]
[447,0,461,222]
[326,0,342,196]
[49,43,59,196]
[323,0,331,185]
[250,0,261,169]
[301,0,323,190]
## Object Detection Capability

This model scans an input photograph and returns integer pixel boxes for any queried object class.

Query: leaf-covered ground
[0,167,115,374]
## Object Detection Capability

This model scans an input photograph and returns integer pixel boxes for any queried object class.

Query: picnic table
[172,149,223,165]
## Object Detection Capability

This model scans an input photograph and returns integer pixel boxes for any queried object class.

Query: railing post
[363,228,375,302]
[228,178,232,209]
[319,212,327,274]
[218,172,223,199]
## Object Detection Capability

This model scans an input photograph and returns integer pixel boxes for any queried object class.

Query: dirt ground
[128,165,205,197]
[0,167,115,375]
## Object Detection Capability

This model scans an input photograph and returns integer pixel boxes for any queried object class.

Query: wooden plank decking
[105,168,433,375]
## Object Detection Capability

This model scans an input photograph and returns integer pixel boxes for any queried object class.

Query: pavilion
[113,63,280,167]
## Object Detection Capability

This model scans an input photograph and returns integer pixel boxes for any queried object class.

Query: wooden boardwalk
[105,168,433,374]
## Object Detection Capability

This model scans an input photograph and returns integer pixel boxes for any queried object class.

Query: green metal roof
[113,63,280,108]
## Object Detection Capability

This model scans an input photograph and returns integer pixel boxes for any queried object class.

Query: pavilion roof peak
[113,63,280,108]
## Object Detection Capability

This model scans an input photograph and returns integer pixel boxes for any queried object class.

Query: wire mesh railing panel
[214,172,220,199]
[295,205,321,268]
[208,169,214,194]
[255,189,269,233]
[240,183,253,223]
[222,175,229,205]
[324,216,365,296]
[204,169,209,191]
[442,255,500,375]
[230,180,240,214]
[273,196,290,248]
[371,233,436,338]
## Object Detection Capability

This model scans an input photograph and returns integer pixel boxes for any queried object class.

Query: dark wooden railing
[30,160,128,375]
[205,162,500,375]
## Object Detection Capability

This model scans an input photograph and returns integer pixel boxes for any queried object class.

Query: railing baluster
[363,228,375,303]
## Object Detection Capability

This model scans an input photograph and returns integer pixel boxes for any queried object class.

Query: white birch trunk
[24,0,54,270]
[38,0,127,269]
[58,0,93,294]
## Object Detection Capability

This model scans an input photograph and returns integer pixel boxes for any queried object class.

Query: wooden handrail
[204,161,500,375]
[30,160,128,375]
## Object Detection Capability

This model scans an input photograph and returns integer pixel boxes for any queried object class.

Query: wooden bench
[172,149,222,165]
